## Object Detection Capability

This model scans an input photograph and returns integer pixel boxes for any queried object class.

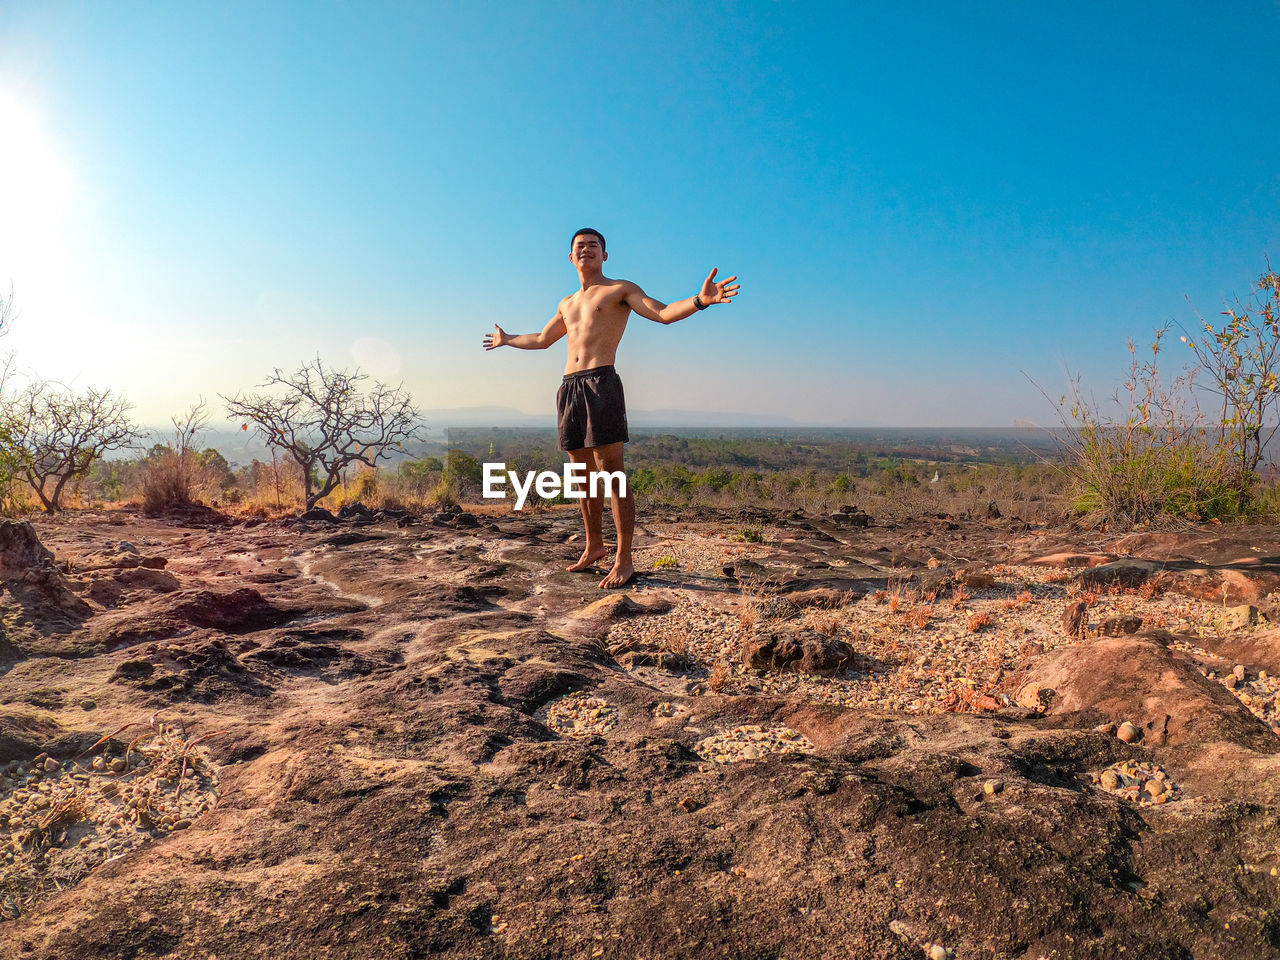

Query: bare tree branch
[0,282,16,338]
[1,380,142,512]
[223,357,422,510]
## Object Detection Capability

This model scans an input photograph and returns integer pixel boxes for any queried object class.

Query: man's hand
[482,325,507,350]
[700,268,740,306]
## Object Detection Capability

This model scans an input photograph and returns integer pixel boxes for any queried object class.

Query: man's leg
[594,441,635,589]
[565,447,608,572]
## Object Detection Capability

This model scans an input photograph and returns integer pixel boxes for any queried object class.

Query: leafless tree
[0,282,15,337]
[3,380,142,512]
[223,358,421,510]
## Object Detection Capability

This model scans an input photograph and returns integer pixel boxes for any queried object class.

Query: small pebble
[1116,721,1141,743]
[983,779,1003,795]
[929,946,948,960]
[1233,664,1247,682]
[43,758,60,773]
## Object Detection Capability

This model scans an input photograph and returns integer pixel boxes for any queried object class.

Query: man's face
[570,234,606,269]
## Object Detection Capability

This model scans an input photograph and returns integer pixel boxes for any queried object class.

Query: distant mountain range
[416,406,806,429]
[147,407,816,461]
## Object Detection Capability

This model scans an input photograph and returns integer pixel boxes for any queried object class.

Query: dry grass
[801,610,842,636]
[907,605,934,629]
[967,612,993,632]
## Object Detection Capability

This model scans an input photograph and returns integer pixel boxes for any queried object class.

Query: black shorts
[556,365,629,451]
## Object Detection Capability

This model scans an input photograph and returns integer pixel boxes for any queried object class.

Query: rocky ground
[1,503,1280,958]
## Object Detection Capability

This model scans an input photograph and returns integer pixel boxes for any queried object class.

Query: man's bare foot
[567,545,609,573]
[599,560,636,590]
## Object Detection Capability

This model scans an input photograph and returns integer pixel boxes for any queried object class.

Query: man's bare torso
[559,278,635,374]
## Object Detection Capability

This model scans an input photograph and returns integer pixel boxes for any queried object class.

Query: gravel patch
[694,725,814,764]
[1090,760,1182,806]
[0,730,220,920]
[540,693,620,737]
[1205,666,1280,735]
[608,559,1240,716]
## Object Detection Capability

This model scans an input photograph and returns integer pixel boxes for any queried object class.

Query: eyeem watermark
[483,462,626,510]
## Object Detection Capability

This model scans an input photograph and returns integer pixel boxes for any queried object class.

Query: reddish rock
[1026,552,1112,568]
[0,520,54,578]
[1008,635,1277,752]
[1098,616,1144,637]
[1080,560,1160,589]
[743,625,855,676]
[573,594,673,620]
[1061,598,1088,638]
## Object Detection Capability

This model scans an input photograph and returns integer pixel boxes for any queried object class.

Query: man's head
[570,228,607,270]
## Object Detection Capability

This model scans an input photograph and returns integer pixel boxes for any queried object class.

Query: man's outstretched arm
[624,268,740,325]
[483,312,567,351]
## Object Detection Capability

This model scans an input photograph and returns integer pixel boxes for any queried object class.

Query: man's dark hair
[570,227,606,252]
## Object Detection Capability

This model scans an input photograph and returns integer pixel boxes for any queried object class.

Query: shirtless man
[482,228,740,588]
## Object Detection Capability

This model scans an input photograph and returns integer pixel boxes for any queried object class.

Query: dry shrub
[1049,328,1246,525]
[662,631,690,658]
[967,612,993,632]
[142,451,195,514]
[1139,577,1167,600]
[803,610,842,636]
[950,584,971,611]
[425,477,458,509]
[907,605,934,629]
[708,657,732,692]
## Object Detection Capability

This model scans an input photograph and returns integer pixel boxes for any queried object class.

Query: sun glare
[0,91,74,262]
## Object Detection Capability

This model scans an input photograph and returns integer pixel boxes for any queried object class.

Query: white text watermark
[482,462,626,510]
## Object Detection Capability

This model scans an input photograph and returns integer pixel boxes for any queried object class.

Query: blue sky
[1,1,1277,427]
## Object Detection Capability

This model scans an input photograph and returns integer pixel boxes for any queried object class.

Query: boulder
[1226,604,1259,629]
[0,520,54,579]
[1098,616,1144,637]
[574,594,673,620]
[168,588,291,633]
[829,510,872,528]
[1006,634,1277,752]
[337,502,376,520]
[1027,552,1111,569]
[1079,559,1160,589]
[743,625,855,676]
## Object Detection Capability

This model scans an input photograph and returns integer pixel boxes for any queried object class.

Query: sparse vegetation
[142,401,214,513]
[224,358,421,510]
[1042,262,1280,526]
[0,381,140,512]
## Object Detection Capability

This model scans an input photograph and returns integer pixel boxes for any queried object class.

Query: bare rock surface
[2,509,1280,958]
